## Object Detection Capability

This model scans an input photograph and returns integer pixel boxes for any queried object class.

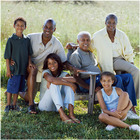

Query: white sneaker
[129,124,140,132]
[105,125,116,131]
[127,110,140,119]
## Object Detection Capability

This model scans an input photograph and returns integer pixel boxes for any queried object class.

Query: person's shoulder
[52,35,62,46]
[6,34,15,44]
[115,87,122,91]
[7,36,12,42]
[42,69,51,77]
[71,49,80,57]
[27,33,42,38]
[7,34,15,40]
[23,35,30,40]
[114,87,123,95]
[43,69,51,73]
[96,89,102,96]
[116,28,127,37]
[93,28,105,37]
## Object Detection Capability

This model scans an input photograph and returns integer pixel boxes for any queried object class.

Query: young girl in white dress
[97,71,140,131]
[38,53,80,124]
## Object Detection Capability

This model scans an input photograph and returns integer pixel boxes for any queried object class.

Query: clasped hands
[113,110,127,119]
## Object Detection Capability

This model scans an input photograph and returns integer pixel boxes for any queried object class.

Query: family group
[4,13,140,131]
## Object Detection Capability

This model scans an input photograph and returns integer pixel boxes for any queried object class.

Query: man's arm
[63,61,85,76]
[28,56,36,69]
[74,75,89,90]
[44,72,77,92]
[65,43,79,50]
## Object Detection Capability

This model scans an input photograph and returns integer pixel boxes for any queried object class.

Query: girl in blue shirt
[97,71,140,131]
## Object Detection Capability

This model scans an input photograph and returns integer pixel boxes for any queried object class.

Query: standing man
[19,18,80,114]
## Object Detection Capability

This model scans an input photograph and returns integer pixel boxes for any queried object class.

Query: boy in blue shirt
[4,17,33,112]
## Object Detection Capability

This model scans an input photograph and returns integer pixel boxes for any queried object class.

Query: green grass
[1,1,140,139]
[1,87,140,139]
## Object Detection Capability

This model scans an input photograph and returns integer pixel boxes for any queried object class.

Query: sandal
[11,105,20,111]
[63,119,74,124]
[28,105,37,114]
[71,118,81,124]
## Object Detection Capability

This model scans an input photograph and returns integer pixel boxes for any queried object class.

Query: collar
[77,47,91,55]
[40,34,54,46]
[103,27,119,38]
[12,33,26,40]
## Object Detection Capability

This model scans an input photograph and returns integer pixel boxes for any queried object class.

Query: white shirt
[91,27,134,73]
[28,33,67,82]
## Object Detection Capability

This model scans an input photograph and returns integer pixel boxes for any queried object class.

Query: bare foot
[69,115,81,123]
[61,114,74,124]
[59,107,74,124]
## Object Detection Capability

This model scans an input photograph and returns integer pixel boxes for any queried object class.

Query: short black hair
[14,17,27,27]
[100,71,116,82]
[105,13,118,24]
[44,18,56,29]
[43,53,64,76]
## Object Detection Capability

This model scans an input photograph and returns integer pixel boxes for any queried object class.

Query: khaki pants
[113,57,140,99]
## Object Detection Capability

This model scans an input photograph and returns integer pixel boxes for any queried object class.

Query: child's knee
[123,92,129,99]
[99,113,107,122]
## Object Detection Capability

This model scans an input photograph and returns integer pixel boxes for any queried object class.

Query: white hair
[77,31,91,40]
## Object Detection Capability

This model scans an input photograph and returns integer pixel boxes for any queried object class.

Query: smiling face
[105,18,117,32]
[47,58,58,74]
[14,20,26,35]
[100,75,114,90]
[43,20,56,40]
[77,34,91,52]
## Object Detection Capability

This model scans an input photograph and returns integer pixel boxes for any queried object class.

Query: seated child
[38,53,80,124]
[4,17,33,112]
[69,31,139,118]
[97,71,140,131]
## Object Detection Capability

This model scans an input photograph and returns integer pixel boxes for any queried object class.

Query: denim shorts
[7,75,26,94]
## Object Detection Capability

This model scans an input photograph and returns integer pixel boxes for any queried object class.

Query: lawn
[1,87,140,139]
[1,1,140,139]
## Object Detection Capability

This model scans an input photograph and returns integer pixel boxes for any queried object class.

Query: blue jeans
[117,73,137,106]
[78,74,137,106]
